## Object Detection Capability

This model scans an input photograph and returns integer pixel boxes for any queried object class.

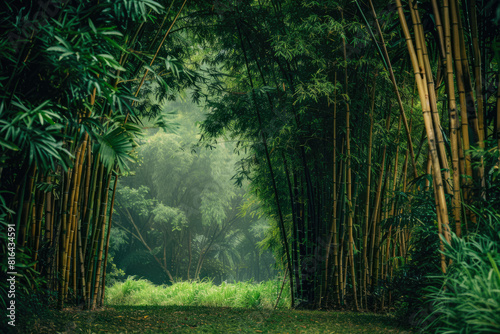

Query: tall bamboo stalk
[91,174,111,309]
[449,0,474,190]
[395,0,451,249]
[443,0,463,237]
[100,174,118,306]
[369,106,391,285]
[341,13,359,309]
[468,0,486,194]
[325,72,339,306]
[409,1,452,194]
[362,72,376,309]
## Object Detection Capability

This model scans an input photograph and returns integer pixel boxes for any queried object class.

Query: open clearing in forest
[18,306,412,333]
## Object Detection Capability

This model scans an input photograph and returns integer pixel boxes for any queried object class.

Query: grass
[421,229,500,333]
[18,305,413,333]
[15,279,412,333]
[105,277,291,309]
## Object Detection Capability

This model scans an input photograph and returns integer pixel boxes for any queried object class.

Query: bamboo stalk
[469,0,486,193]
[100,174,118,306]
[33,174,44,271]
[369,106,391,285]
[372,160,391,301]
[443,0,463,237]
[91,174,111,309]
[432,167,447,273]
[449,0,474,187]
[45,175,54,246]
[362,73,376,309]
[83,154,100,258]
[431,0,446,59]
[341,18,359,309]
[395,0,451,246]
[456,0,480,144]
[410,1,452,194]
[20,163,37,247]
[332,95,340,305]
[64,138,87,299]
[58,168,72,309]
[85,161,104,307]
[324,72,339,307]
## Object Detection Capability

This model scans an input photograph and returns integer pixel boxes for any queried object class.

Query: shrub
[421,220,500,333]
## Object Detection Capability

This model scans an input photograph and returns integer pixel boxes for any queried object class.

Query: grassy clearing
[15,280,412,333]
[18,305,413,333]
[105,277,291,309]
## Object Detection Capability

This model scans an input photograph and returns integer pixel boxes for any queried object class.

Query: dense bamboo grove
[196,0,499,310]
[0,0,192,309]
[1,0,499,318]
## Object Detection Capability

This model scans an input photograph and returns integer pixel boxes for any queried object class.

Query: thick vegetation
[105,277,291,308]
[1,0,499,333]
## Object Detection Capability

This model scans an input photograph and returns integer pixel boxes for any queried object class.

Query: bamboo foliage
[1,0,497,315]
[0,0,189,310]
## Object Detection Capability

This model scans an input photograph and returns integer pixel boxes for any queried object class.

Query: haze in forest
[108,98,276,285]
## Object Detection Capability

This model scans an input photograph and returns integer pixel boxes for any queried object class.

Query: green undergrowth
[105,278,291,309]
[17,305,413,333]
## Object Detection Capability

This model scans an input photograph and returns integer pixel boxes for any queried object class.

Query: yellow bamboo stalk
[369,107,391,283]
[20,164,37,248]
[449,0,473,186]
[33,176,44,271]
[433,171,447,273]
[410,1,452,194]
[443,0,462,237]
[58,168,72,309]
[91,175,111,309]
[64,138,87,298]
[372,161,390,299]
[85,162,105,307]
[100,174,118,306]
[395,0,451,246]
[431,0,446,59]
[469,0,486,193]
[456,1,480,143]
[381,175,392,310]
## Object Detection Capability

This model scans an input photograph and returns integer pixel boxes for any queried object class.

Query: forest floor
[16,305,413,333]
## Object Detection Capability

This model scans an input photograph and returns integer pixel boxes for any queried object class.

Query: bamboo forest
[1,0,499,333]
